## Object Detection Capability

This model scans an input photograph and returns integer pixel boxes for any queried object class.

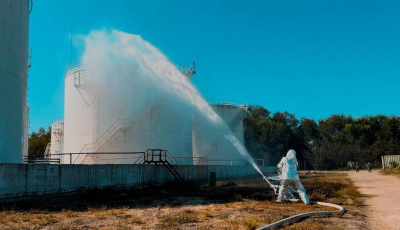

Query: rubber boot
[298,188,310,205]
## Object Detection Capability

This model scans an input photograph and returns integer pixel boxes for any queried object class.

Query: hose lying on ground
[256,199,346,230]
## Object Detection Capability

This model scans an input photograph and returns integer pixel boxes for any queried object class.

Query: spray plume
[224,134,265,177]
[80,29,265,175]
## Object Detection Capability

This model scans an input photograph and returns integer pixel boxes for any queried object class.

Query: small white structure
[49,119,64,163]
[381,155,400,169]
[0,0,31,163]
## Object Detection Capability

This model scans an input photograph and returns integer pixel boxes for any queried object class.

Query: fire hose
[257,176,346,230]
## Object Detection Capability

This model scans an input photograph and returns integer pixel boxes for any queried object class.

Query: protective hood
[277,149,299,180]
[286,149,297,162]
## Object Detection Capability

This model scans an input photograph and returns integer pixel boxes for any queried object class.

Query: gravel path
[347,171,400,230]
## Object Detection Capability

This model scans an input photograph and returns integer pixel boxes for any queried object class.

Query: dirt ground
[347,170,400,230]
[0,173,367,230]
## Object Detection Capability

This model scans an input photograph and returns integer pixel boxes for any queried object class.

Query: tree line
[29,107,399,170]
[243,105,400,169]
[28,127,51,157]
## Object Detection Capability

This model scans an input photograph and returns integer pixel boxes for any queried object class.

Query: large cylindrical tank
[63,63,96,164]
[0,0,30,163]
[62,63,194,165]
[95,101,193,165]
[194,101,247,165]
[210,102,246,144]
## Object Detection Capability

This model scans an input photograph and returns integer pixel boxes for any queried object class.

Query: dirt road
[347,171,400,230]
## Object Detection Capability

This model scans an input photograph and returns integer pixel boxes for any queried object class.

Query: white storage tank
[210,101,247,144]
[62,63,193,165]
[95,100,193,165]
[0,0,30,163]
[62,62,96,164]
[194,100,247,165]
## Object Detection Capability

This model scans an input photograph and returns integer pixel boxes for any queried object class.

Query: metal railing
[208,99,248,107]
[142,149,189,181]
[42,152,145,165]
[174,61,196,78]
[24,155,60,164]
[66,60,82,73]
[207,159,247,165]
[194,143,218,164]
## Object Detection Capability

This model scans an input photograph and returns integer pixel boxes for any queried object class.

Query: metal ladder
[74,70,96,108]
[142,149,189,188]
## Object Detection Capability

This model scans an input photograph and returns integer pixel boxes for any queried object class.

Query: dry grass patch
[30,213,60,228]
[88,205,107,212]
[216,210,232,219]
[0,173,365,230]
[94,211,108,219]
[242,216,260,230]
[159,209,199,227]
[198,205,222,219]
[381,166,400,177]
[301,173,364,206]
[62,209,78,218]
[130,215,145,225]
[281,218,342,230]
[110,207,128,216]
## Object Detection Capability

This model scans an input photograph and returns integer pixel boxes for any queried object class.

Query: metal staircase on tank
[194,143,217,165]
[74,99,164,164]
[73,70,96,108]
[138,149,189,188]
[230,105,248,132]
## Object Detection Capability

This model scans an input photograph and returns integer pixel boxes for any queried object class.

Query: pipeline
[256,199,346,230]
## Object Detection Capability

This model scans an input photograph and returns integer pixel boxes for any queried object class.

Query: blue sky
[28,0,400,132]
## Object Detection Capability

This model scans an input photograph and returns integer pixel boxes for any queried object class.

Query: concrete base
[0,164,276,200]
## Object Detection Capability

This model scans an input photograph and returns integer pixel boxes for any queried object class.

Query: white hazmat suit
[276,150,310,204]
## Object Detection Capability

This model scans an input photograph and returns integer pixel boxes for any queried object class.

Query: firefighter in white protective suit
[276,149,310,204]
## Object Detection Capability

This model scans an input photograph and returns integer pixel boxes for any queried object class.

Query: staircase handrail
[74,98,163,164]
[142,149,189,186]
[66,61,82,73]
[164,150,188,179]
[95,99,163,152]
